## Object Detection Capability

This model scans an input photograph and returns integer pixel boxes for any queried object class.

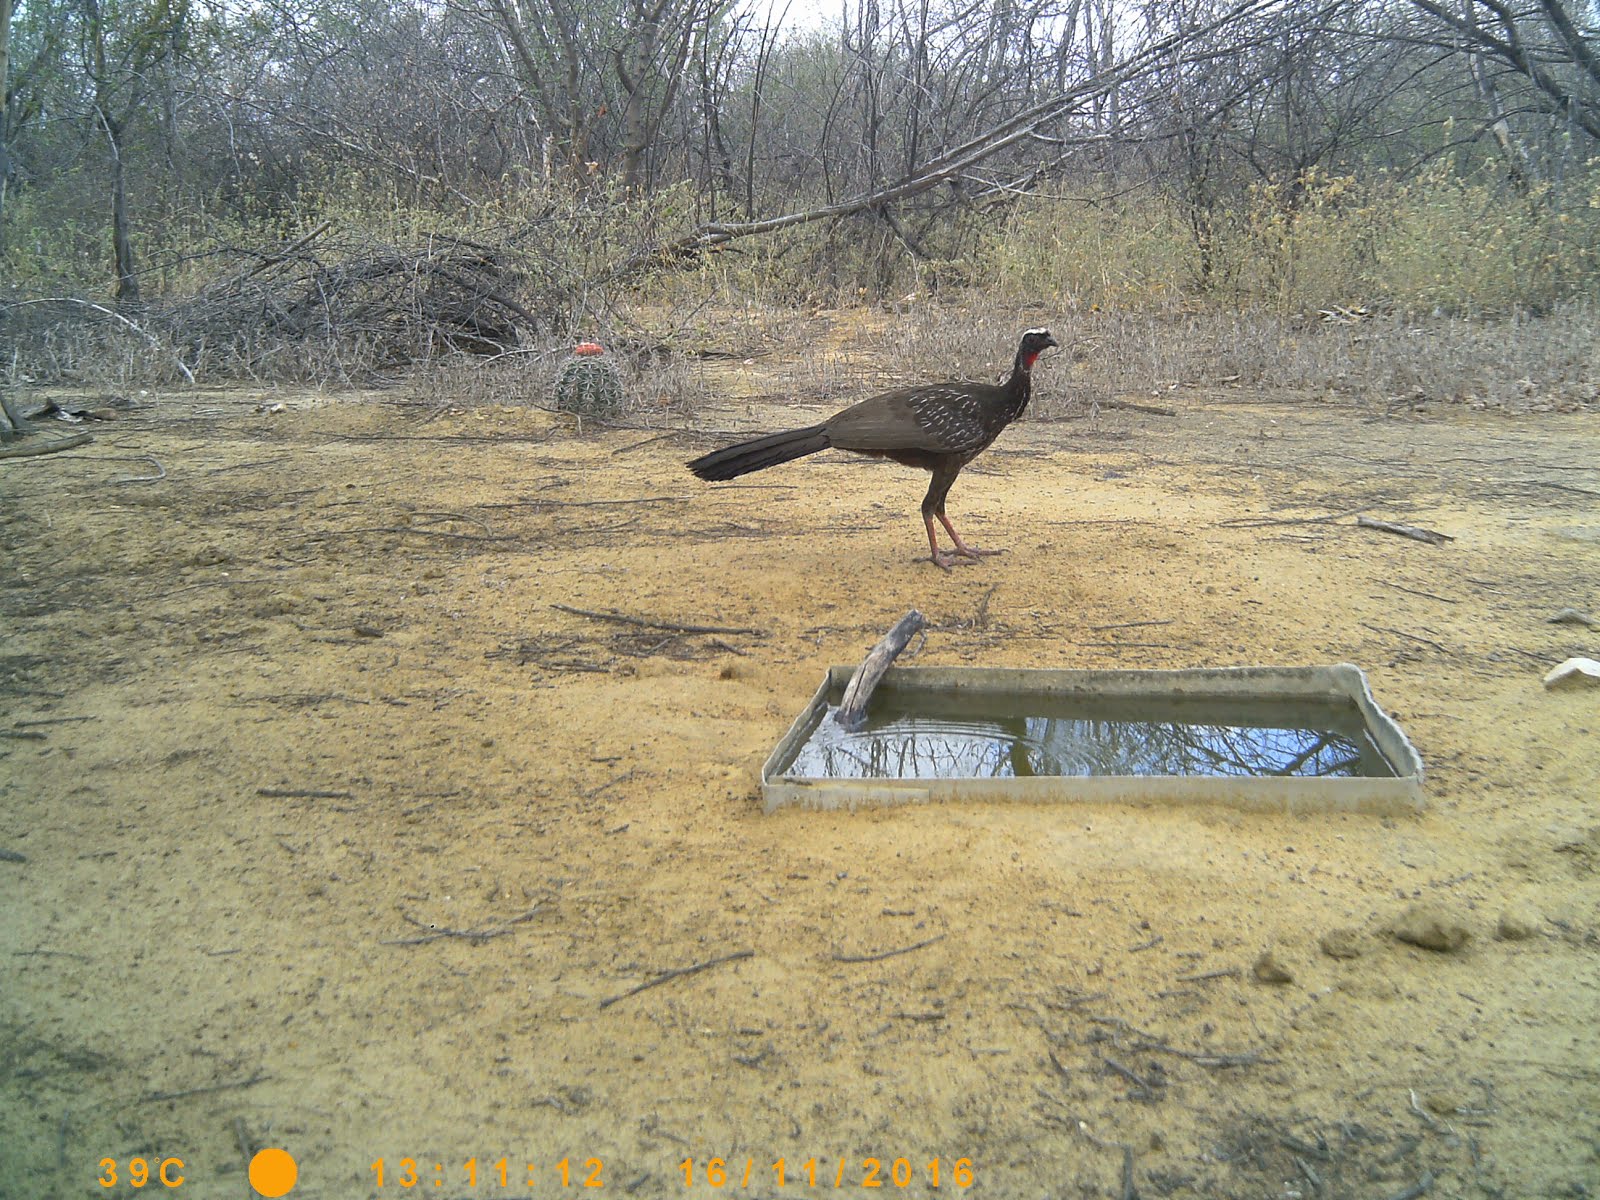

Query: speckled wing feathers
[823,383,1008,454]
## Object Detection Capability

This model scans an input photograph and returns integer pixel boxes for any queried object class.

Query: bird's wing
[825,385,998,453]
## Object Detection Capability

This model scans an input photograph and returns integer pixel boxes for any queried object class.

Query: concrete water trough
[761,663,1424,816]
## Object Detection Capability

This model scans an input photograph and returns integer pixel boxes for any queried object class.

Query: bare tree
[1,0,14,233]
[1402,0,1600,142]
[75,0,191,302]
[485,0,719,189]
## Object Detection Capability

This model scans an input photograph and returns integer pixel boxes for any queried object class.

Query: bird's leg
[936,508,1003,559]
[922,510,965,570]
[919,465,983,569]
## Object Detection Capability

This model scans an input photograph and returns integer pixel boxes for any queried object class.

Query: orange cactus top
[573,342,606,356]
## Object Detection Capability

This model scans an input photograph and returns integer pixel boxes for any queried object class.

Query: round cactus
[553,342,625,417]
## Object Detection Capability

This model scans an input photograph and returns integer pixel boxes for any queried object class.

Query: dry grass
[782,301,1600,416]
[396,343,705,426]
[5,296,1596,424]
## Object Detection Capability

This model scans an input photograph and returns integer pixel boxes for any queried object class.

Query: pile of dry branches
[170,226,551,367]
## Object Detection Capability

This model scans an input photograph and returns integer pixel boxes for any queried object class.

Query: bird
[686,328,1059,570]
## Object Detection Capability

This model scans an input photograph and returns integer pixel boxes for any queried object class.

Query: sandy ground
[2,325,1598,1200]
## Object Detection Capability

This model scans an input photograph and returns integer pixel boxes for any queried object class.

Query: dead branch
[1361,622,1448,653]
[0,433,95,459]
[245,220,331,277]
[550,603,765,636]
[111,456,165,484]
[166,232,557,369]
[835,610,926,732]
[1099,398,1178,416]
[141,1071,269,1103]
[1384,1170,1436,1200]
[605,0,1281,279]
[382,904,547,947]
[1071,1121,1137,1200]
[831,934,946,964]
[1100,1054,1162,1098]
[1357,516,1454,545]
[598,949,754,1009]
[1218,508,1364,528]
[1383,582,1459,604]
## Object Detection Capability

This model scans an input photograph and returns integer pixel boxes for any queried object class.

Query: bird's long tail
[687,423,831,481]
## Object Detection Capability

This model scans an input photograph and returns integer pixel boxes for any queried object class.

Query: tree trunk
[0,0,13,243]
[102,109,141,304]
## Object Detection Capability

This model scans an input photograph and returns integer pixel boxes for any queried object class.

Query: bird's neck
[1000,353,1035,418]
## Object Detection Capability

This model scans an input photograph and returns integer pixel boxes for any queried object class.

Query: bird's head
[1017,328,1059,371]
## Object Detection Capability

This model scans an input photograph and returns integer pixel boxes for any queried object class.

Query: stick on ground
[835,609,926,731]
[551,603,765,637]
[382,904,547,946]
[141,1071,269,1103]
[598,949,754,1009]
[1357,516,1453,545]
[830,934,946,964]
[0,433,94,459]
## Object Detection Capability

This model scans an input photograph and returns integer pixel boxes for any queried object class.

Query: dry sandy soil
[3,315,1598,1200]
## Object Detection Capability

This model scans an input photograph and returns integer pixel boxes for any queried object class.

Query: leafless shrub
[2,214,607,388]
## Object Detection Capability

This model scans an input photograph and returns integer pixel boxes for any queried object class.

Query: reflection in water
[782,692,1394,780]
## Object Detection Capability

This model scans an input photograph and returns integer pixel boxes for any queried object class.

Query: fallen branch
[1100,398,1177,417]
[1217,508,1363,529]
[1385,1170,1436,1200]
[141,1071,269,1103]
[1088,1014,1266,1067]
[382,904,547,946]
[1383,582,1459,604]
[1362,621,1448,653]
[835,610,925,731]
[112,456,166,484]
[831,934,946,964]
[0,432,94,459]
[550,603,764,636]
[582,770,636,799]
[332,525,516,543]
[1357,516,1453,545]
[1100,1053,1162,1097]
[245,220,331,277]
[598,948,754,1009]
[1072,1121,1137,1200]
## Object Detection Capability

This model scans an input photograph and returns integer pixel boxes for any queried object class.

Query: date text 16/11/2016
[370,1156,976,1189]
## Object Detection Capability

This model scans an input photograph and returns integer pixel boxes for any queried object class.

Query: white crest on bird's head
[1016,328,1059,364]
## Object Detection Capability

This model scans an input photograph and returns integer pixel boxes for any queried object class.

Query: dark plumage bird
[687,328,1059,569]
